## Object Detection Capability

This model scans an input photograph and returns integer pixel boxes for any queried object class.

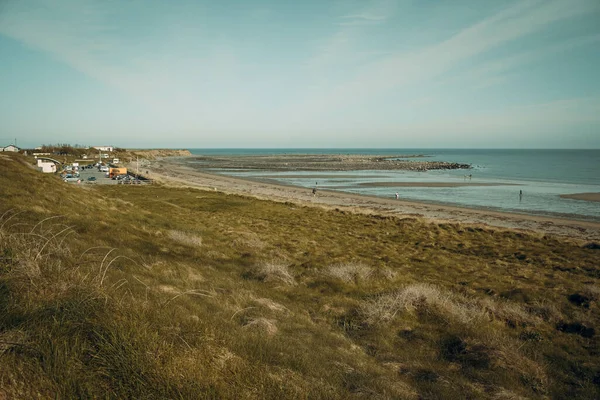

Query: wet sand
[254,174,388,179]
[355,182,519,188]
[141,157,600,242]
[560,193,600,202]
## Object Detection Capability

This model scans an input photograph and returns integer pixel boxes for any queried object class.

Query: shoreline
[141,157,600,242]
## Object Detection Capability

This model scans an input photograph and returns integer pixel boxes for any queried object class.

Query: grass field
[1,152,599,399]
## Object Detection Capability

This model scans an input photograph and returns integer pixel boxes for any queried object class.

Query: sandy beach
[560,192,600,202]
[142,157,600,242]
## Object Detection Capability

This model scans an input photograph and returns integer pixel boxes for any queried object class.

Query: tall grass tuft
[360,283,537,327]
[254,261,297,285]
[324,262,373,283]
[168,230,203,247]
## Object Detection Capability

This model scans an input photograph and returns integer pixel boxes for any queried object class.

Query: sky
[1,0,599,149]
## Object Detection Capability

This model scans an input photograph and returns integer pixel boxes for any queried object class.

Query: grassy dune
[1,152,599,399]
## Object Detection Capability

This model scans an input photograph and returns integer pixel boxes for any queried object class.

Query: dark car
[87,176,97,181]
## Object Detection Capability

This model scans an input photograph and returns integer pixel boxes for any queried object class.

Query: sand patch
[560,192,600,203]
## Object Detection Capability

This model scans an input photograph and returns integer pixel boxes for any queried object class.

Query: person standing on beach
[395,192,399,199]
[519,190,523,201]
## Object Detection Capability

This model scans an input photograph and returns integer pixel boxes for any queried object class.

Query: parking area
[70,165,116,185]
[64,165,147,185]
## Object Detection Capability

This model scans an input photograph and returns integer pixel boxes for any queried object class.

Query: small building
[93,146,114,152]
[36,158,60,173]
[1,145,20,152]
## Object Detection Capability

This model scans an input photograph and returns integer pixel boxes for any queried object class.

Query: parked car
[87,176,96,181]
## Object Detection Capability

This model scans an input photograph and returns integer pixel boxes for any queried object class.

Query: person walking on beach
[395,192,399,200]
[519,190,523,201]
[312,187,317,197]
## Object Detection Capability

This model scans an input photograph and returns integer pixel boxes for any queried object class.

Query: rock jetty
[189,154,471,172]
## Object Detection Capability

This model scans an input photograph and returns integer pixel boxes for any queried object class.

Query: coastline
[142,156,600,242]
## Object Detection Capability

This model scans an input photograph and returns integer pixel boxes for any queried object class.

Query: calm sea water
[187,149,600,221]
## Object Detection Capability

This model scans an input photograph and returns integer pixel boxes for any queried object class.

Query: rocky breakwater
[371,157,471,171]
[189,154,471,172]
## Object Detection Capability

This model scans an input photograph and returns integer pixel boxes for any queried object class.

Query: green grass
[1,152,599,399]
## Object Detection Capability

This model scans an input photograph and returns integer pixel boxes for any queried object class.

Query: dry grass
[1,153,599,399]
[323,261,373,282]
[253,297,290,314]
[168,229,203,247]
[361,283,540,327]
[360,283,479,325]
[231,230,266,249]
[242,317,279,336]
[254,261,297,285]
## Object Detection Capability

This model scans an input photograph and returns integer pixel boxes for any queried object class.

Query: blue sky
[1,0,599,149]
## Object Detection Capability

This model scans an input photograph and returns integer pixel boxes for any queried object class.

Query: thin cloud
[404,96,600,135]
[292,0,600,118]
[340,13,387,21]
[307,1,395,71]
[448,33,600,90]
[337,13,387,26]
[0,0,241,122]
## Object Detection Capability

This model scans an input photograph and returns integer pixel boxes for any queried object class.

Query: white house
[1,145,20,152]
[93,146,114,152]
[37,159,58,173]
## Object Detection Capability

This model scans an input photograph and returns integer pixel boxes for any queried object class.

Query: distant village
[1,143,147,185]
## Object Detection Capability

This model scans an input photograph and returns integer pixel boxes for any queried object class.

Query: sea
[187,149,600,221]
